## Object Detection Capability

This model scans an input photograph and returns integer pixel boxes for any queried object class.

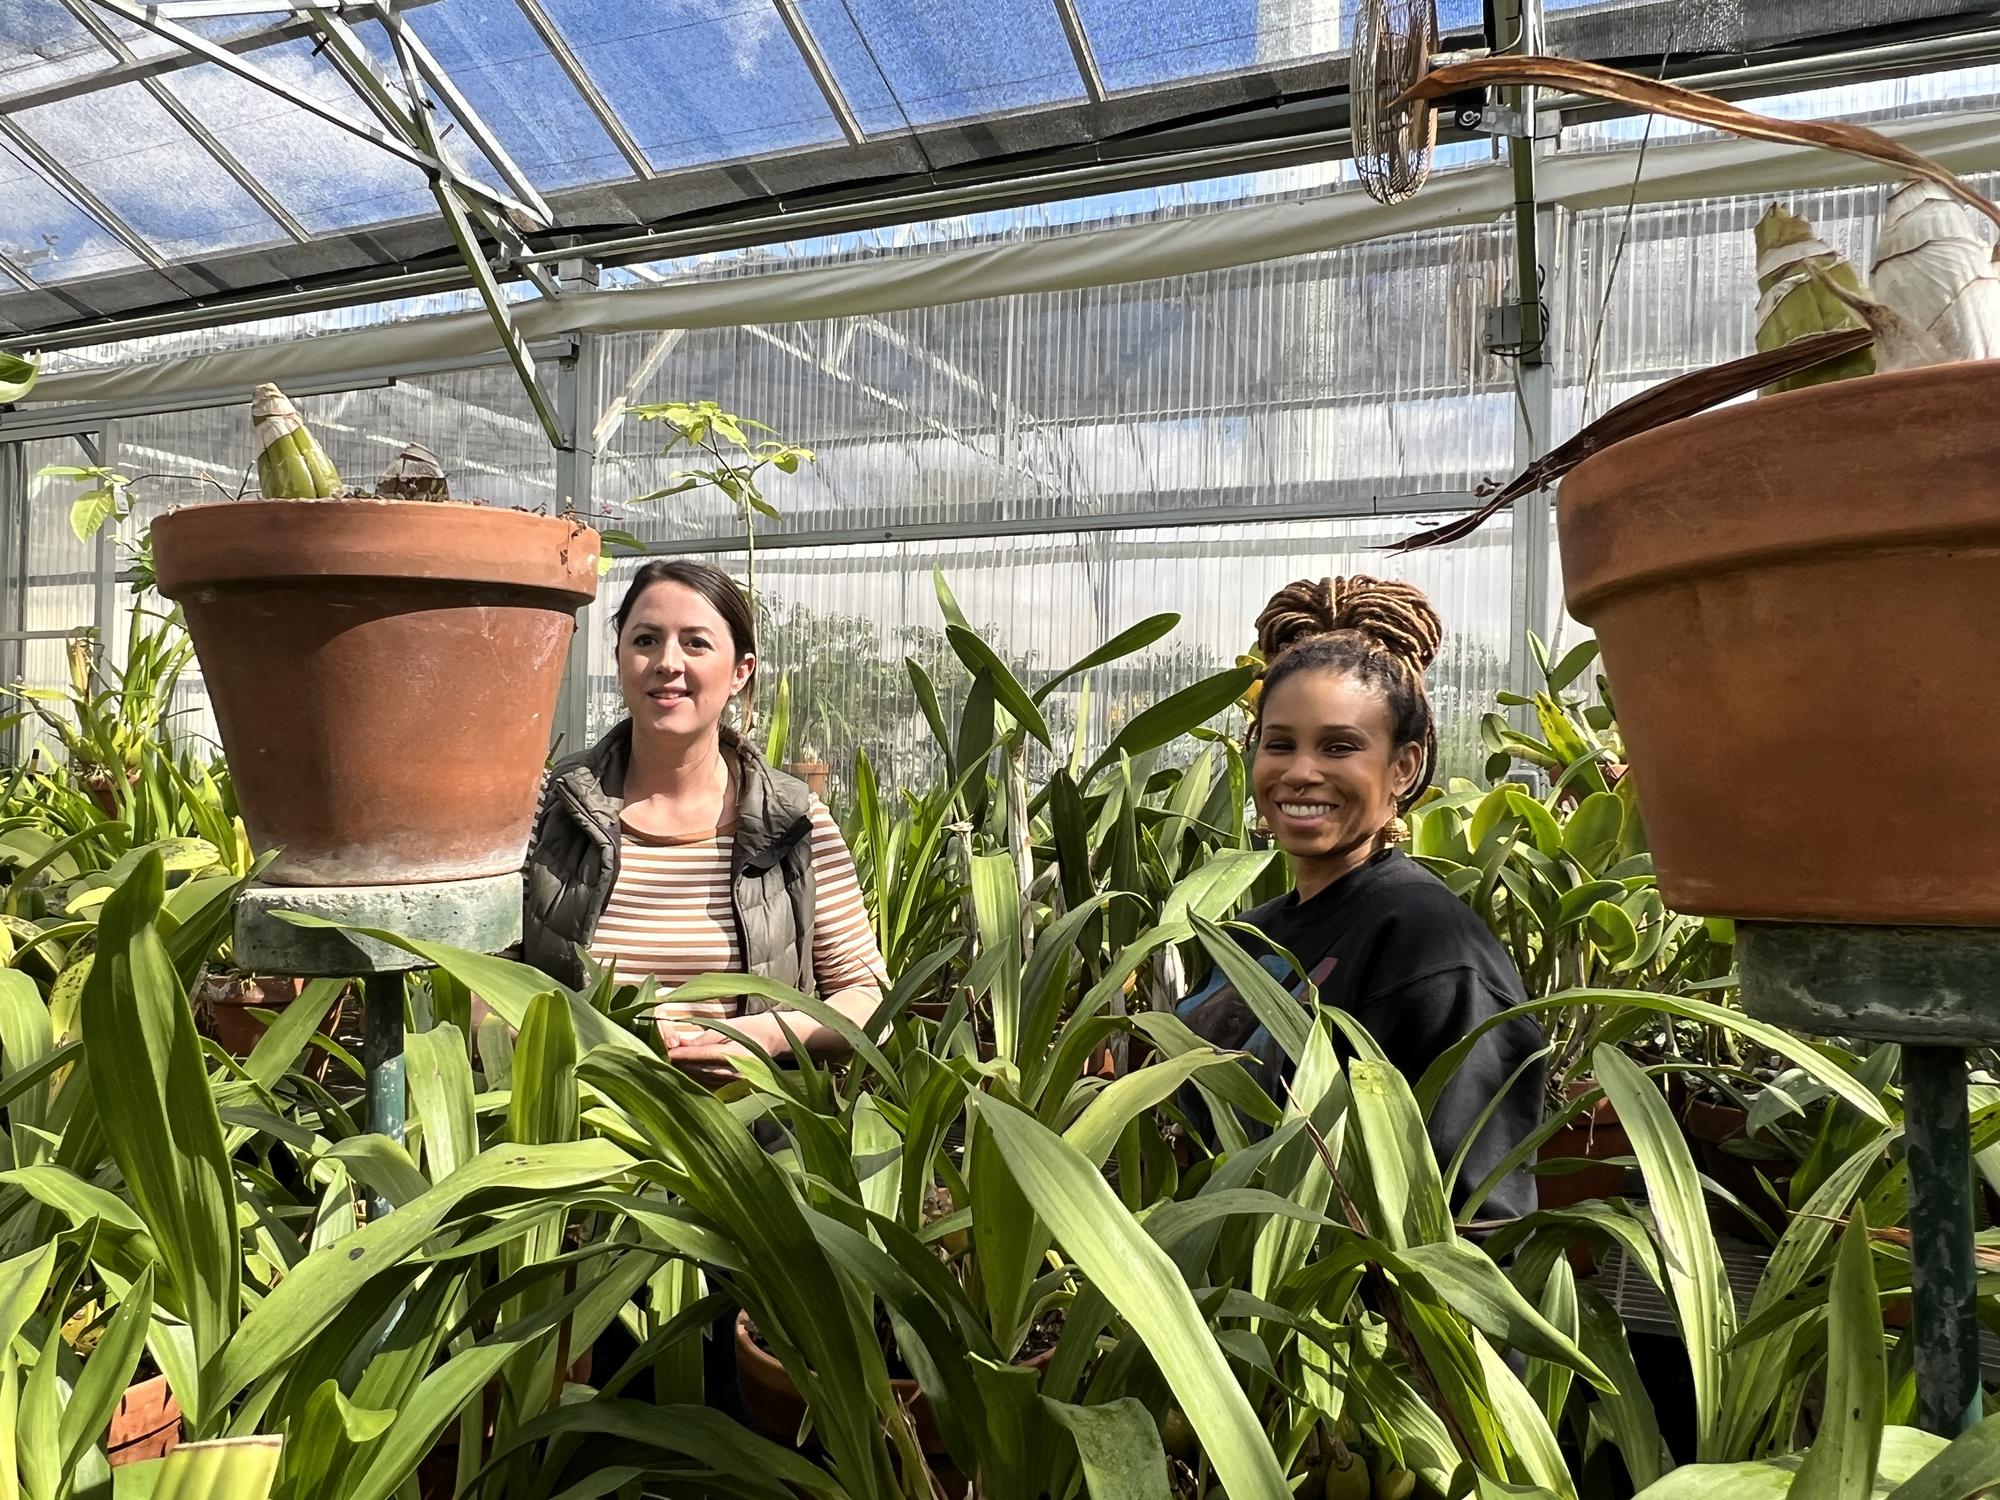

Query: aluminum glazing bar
[771,0,864,144]
[0,116,170,271]
[1050,0,1107,104]
[87,0,537,225]
[0,252,39,294]
[508,0,655,178]
[368,1,555,226]
[62,0,313,244]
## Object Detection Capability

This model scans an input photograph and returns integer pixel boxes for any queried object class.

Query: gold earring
[1383,816,1411,846]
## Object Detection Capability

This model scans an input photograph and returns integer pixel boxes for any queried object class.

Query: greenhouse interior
[5,0,2000,1496]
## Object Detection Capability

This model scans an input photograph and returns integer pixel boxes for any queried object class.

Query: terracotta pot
[784,760,831,798]
[152,500,598,887]
[1538,1082,1630,1212]
[1679,1094,1792,1238]
[192,973,344,1070]
[107,1372,179,1467]
[736,1312,1054,1461]
[1560,362,2000,925]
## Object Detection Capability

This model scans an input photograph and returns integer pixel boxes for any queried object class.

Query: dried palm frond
[1399,57,2000,232]
[1388,329,1874,552]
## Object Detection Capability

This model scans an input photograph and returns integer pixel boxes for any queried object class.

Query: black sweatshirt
[1180,848,1545,1225]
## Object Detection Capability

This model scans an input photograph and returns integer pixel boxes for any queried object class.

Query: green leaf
[70,489,118,543]
[1080,667,1257,786]
[1789,1205,1885,1500]
[1044,1396,1173,1500]
[947,626,1053,749]
[214,1138,633,1402]
[1576,1285,1667,1490]
[80,852,237,1425]
[970,1094,1292,1500]
[61,1268,155,1480]
[122,1437,284,1499]
[0,350,38,404]
[1883,1410,2000,1499]
[1546,639,1600,693]
[1562,792,1625,875]
[1396,1238,1610,1388]
[404,1022,477,1181]
[933,568,971,631]
[971,852,1023,1061]
[1033,614,1180,705]
[1585,900,1641,961]
[1347,1057,1451,1250]
[1593,1044,1735,1461]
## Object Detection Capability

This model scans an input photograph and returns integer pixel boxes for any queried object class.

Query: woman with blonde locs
[519,559,887,1084]
[1179,574,1545,1223]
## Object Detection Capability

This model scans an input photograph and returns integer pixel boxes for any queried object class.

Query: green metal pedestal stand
[232,873,522,1220]
[1740,922,2000,1437]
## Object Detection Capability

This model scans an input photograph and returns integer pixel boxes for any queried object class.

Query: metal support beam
[62,0,313,245]
[771,0,865,144]
[510,0,655,178]
[553,267,599,760]
[591,327,683,451]
[88,0,543,227]
[1050,0,1108,104]
[1499,0,1554,719]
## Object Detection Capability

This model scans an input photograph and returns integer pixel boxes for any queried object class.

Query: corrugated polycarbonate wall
[585,512,1514,797]
[7,136,1984,783]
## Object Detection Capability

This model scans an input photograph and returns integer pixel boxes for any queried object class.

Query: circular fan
[1351,0,1441,206]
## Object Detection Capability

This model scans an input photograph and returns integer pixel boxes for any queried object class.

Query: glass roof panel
[12,83,286,260]
[0,138,141,285]
[1074,0,1341,89]
[404,0,633,190]
[796,0,1085,133]
[0,2,110,98]
[162,37,443,237]
[530,0,842,171]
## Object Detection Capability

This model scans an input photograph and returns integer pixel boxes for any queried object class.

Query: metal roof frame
[3,0,1999,358]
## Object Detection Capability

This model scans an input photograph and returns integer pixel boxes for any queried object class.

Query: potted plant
[1397,60,2000,927]
[122,393,600,886]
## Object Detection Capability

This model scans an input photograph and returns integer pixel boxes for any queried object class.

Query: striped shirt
[587,800,887,1038]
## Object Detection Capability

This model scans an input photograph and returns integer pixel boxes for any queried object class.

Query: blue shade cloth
[405,0,633,190]
[0,139,141,285]
[530,0,842,170]
[12,82,285,260]
[798,0,1085,132]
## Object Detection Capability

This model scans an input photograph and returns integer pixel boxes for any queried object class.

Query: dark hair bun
[1254,575,1443,672]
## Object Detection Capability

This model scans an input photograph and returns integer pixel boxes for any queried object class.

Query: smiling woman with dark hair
[520,560,885,1082]
[1180,575,1545,1224]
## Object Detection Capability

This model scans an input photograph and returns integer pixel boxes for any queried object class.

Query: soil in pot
[108,1370,179,1468]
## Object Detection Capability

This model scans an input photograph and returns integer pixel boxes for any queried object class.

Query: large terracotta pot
[1559,362,2000,925]
[152,500,598,886]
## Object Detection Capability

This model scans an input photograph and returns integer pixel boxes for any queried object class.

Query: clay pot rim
[151,498,600,602]
[1560,359,2000,616]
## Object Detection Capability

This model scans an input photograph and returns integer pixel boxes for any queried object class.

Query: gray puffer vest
[520,721,818,995]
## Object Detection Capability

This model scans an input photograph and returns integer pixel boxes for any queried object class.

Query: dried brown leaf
[1388,327,1875,552]
[1399,57,2000,233]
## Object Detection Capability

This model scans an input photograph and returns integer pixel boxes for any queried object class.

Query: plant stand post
[230,872,524,1223]
[1739,922,2000,1438]
[363,971,409,1212]
[1902,1043,1981,1436]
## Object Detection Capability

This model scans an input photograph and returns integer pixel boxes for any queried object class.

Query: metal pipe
[1903,1044,1982,1438]
[363,971,407,1221]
